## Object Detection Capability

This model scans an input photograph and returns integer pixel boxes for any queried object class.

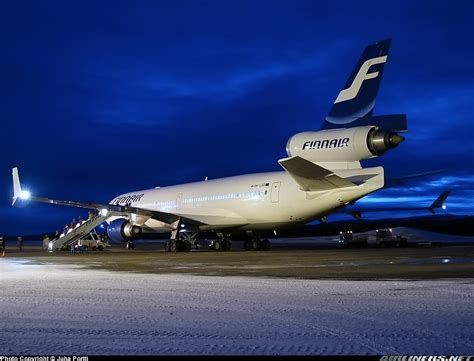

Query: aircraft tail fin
[322,39,406,131]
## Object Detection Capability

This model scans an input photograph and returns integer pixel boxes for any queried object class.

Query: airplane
[11,39,446,252]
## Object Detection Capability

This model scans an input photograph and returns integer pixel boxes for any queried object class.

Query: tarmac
[3,232,474,280]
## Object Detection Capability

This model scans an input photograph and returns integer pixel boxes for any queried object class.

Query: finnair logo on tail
[334,55,387,104]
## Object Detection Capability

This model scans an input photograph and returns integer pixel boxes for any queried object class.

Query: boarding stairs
[48,214,110,252]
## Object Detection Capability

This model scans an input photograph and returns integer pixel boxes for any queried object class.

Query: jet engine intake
[107,218,142,243]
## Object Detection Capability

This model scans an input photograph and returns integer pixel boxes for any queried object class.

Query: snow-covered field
[1,259,473,355]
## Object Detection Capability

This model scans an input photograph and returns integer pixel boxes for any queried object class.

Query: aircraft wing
[11,167,205,227]
[384,169,447,188]
[278,156,356,191]
[338,190,451,219]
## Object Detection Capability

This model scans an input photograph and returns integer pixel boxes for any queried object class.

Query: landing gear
[214,240,222,251]
[212,233,232,252]
[126,241,135,250]
[213,238,232,252]
[251,238,261,251]
[164,218,194,252]
[244,234,271,251]
[244,239,252,251]
[261,239,271,251]
[165,239,192,253]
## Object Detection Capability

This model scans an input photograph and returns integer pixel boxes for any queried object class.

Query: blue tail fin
[322,39,405,130]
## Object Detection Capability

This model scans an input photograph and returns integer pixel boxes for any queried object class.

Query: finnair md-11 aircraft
[12,39,441,252]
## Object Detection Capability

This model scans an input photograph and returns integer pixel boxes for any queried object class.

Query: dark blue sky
[1,0,473,235]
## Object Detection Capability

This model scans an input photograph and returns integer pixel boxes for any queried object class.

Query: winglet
[12,167,22,206]
[12,167,31,206]
[429,190,450,214]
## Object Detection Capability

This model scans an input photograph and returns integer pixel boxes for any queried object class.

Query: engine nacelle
[107,219,142,243]
[286,126,404,163]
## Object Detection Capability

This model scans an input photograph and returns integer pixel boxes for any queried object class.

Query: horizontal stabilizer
[278,156,356,191]
[339,189,451,218]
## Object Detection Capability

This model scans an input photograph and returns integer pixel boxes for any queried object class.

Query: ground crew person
[17,236,23,252]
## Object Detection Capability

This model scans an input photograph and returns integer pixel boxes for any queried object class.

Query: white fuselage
[109,166,384,233]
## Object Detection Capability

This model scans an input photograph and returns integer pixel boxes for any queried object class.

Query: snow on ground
[0,259,473,355]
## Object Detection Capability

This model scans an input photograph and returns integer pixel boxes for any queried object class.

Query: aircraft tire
[251,239,261,251]
[184,241,192,252]
[214,240,222,251]
[223,239,231,251]
[261,239,271,251]
[170,240,177,253]
[244,239,252,251]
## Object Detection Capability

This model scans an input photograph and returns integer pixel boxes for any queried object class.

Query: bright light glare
[100,208,108,217]
[19,190,31,200]
[442,205,447,210]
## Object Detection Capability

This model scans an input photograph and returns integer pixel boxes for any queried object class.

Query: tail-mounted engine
[286,126,404,163]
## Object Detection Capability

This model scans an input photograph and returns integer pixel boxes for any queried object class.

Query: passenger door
[271,182,281,203]
[176,193,183,210]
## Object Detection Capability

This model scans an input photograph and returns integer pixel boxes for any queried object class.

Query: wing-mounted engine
[286,126,404,164]
[107,218,142,243]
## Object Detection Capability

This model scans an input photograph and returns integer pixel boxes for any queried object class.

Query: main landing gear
[244,234,271,251]
[164,239,192,252]
[126,241,136,250]
[164,218,194,253]
[210,238,232,251]
[210,232,232,252]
